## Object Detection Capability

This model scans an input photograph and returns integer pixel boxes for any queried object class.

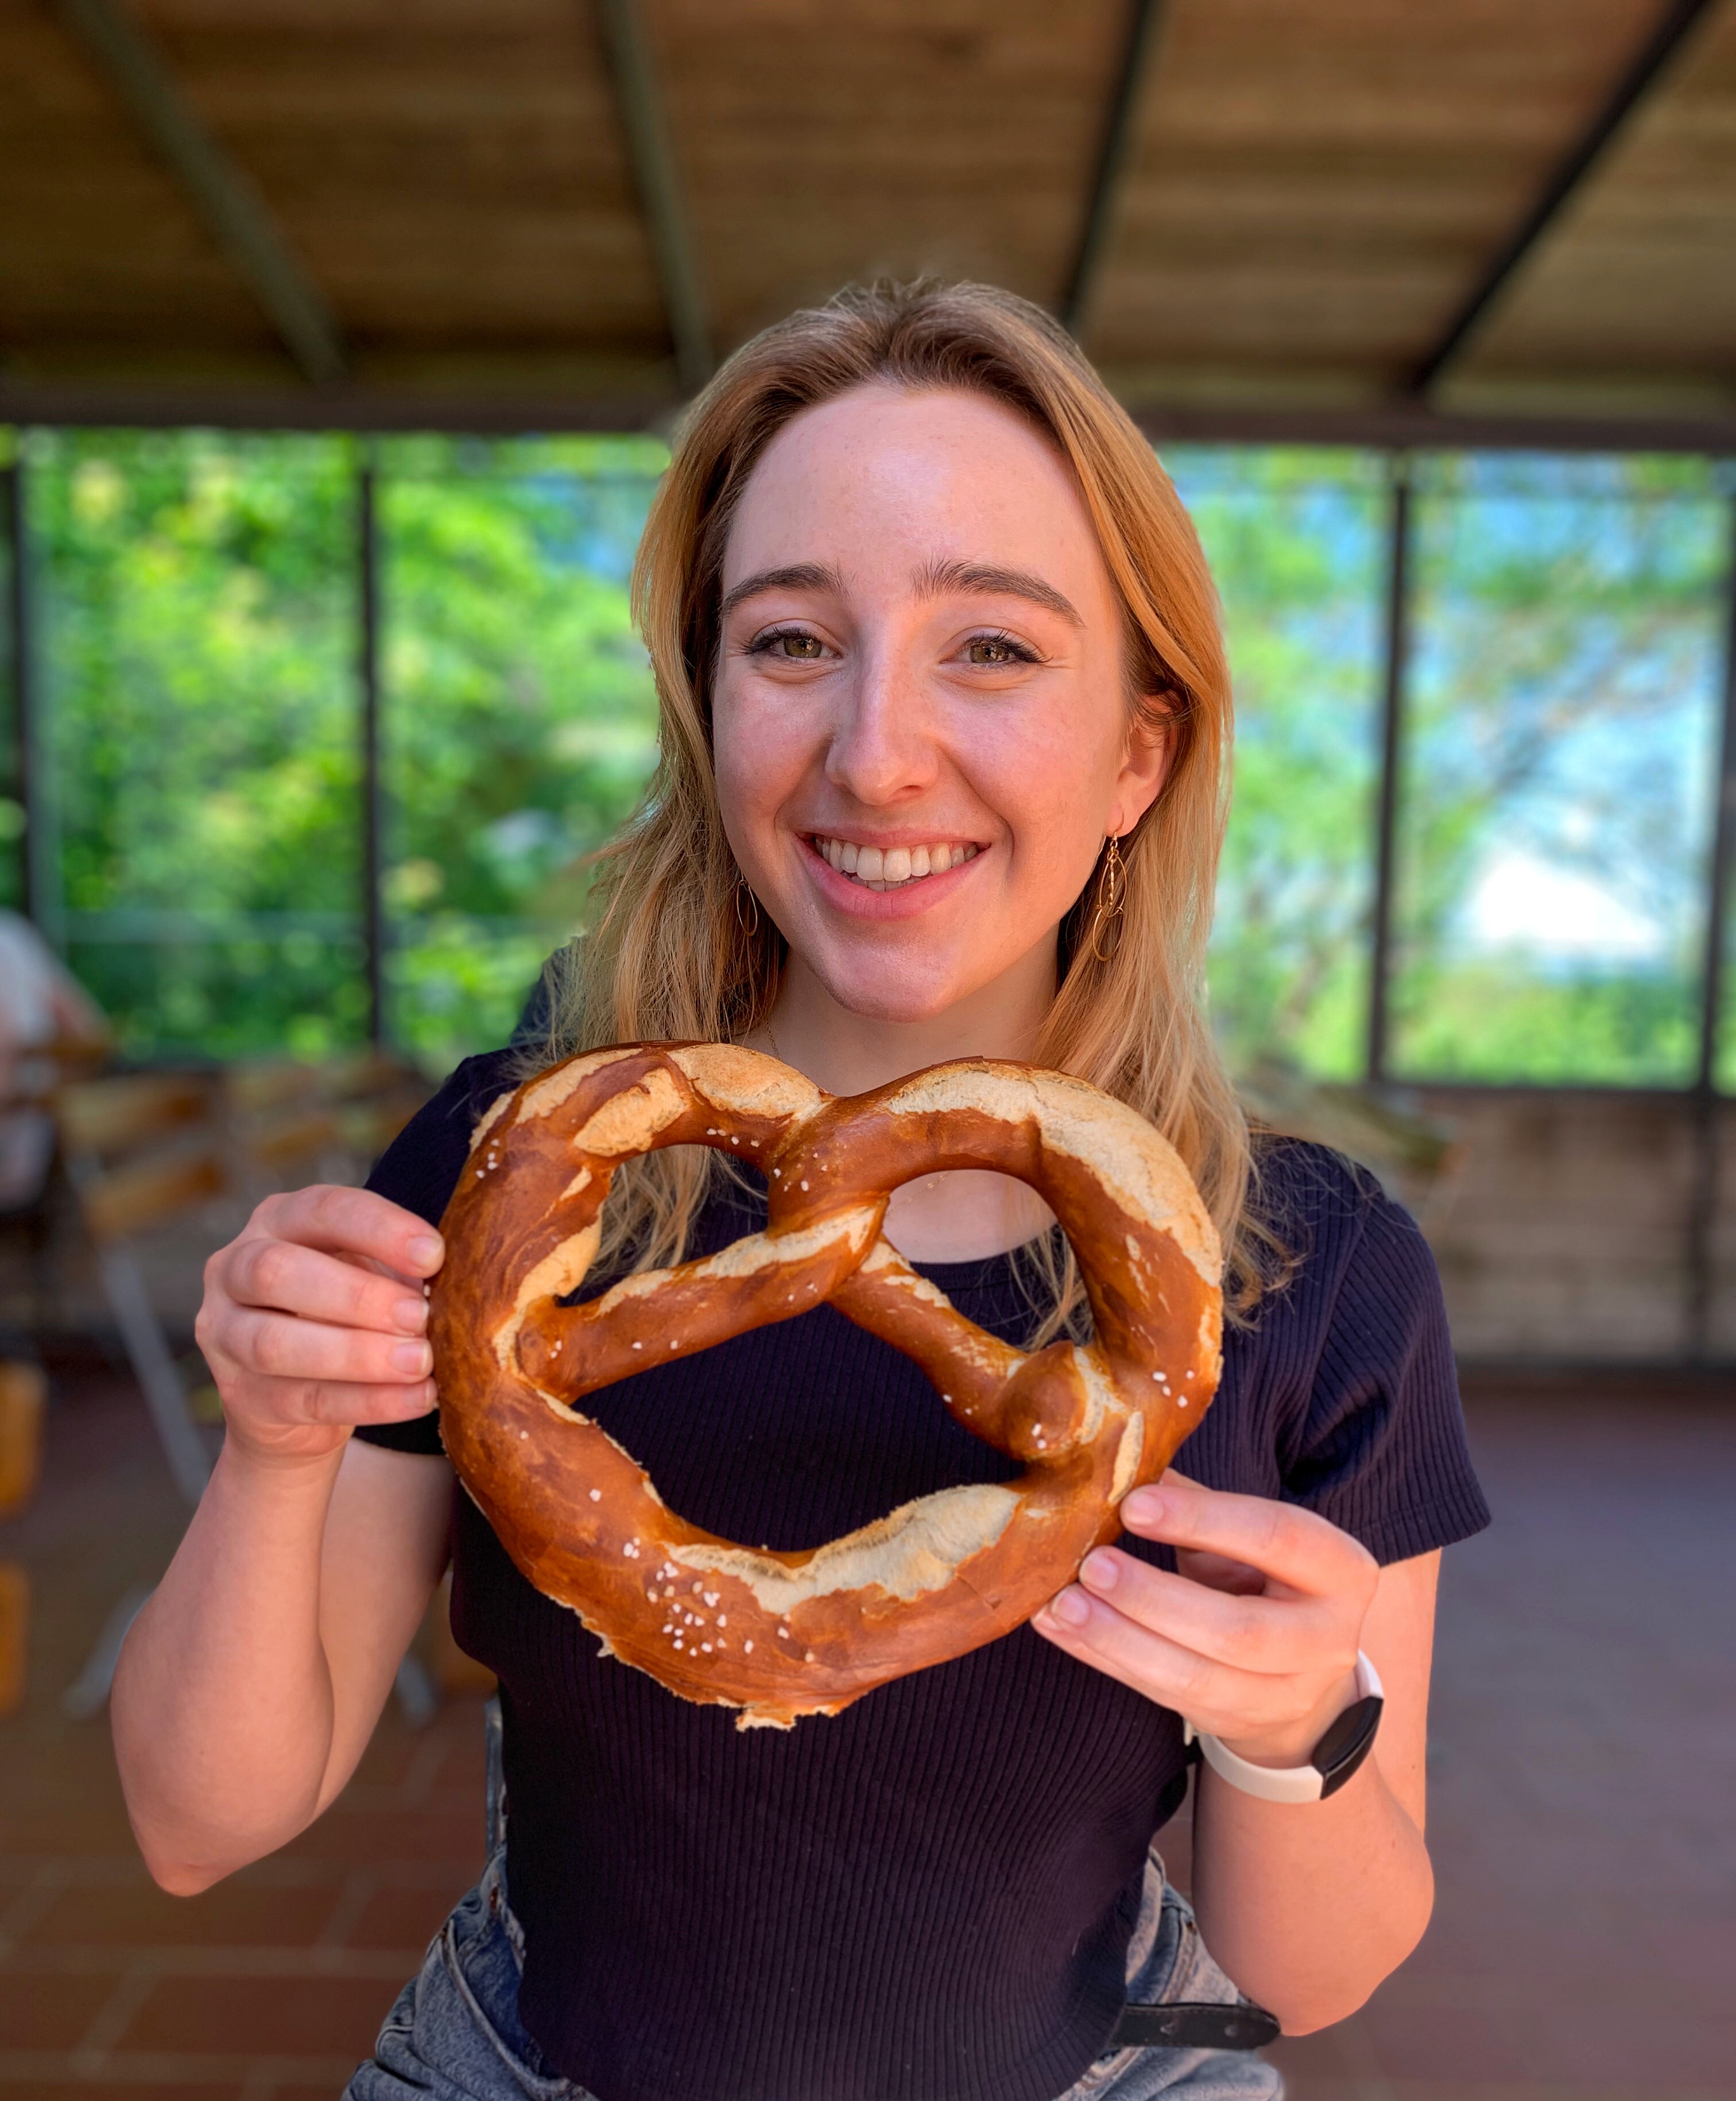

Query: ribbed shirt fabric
[359,1048,1490,2101]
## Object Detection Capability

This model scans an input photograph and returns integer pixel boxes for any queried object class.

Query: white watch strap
[1184,1650,1384,1805]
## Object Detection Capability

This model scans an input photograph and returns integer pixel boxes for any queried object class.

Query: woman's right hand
[195,1186,445,1464]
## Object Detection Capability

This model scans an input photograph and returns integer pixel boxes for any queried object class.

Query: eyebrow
[914,558,1083,628]
[719,563,845,616]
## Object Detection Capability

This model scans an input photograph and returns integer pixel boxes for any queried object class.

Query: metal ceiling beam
[595,0,714,394]
[53,0,345,387]
[1060,0,1168,339]
[1409,0,1722,397]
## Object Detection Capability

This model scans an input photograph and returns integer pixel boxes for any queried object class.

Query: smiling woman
[111,282,1489,2101]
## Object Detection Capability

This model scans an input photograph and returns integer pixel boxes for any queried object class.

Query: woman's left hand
[1032,1471,1381,1768]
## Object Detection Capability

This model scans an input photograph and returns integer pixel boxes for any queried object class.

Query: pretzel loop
[432,1043,1223,1729]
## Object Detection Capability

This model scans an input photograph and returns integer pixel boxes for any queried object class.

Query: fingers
[220,1236,430,1337]
[221,1372,439,1431]
[250,1186,444,1280]
[1033,1581,1303,1736]
[1071,1547,1338,1678]
[214,1306,432,1390]
[1120,1473,1377,1605]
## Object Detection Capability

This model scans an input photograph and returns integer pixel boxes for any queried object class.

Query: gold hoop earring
[1089,834,1126,964]
[734,876,761,938]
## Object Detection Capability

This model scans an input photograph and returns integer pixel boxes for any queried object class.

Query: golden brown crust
[430,1044,1223,1729]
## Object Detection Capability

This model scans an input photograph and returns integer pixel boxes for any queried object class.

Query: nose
[823,640,940,808]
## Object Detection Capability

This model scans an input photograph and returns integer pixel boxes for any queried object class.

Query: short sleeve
[354,1048,521,1460]
[1279,1182,1491,1564]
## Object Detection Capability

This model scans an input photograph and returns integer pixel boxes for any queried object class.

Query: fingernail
[1080,1551,1117,1591]
[408,1234,443,1268]
[392,1340,432,1375]
[1125,1488,1167,1526]
[417,1380,439,1414]
[392,1296,428,1334]
[1049,1588,1091,1628]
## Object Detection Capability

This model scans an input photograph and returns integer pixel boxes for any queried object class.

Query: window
[34,431,363,1059]
[1390,455,1727,1086]
[1170,447,1388,1079]
[378,437,665,1069]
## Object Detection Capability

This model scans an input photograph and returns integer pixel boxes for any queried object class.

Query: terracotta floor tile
[117,1972,394,2057]
[343,1881,463,1955]
[0,1968,115,2046]
[24,1878,341,1949]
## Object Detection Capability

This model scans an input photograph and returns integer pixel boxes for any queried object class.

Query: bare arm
[1033,1476,1439,2034]
[1188,1550,1437,2030]
[110,1186,453,1895]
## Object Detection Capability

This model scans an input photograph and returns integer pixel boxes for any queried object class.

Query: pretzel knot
[432,1043,1223,1729]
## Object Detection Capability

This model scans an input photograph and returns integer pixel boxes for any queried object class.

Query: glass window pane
[379,436,666,1069]
[1168,446,1387,1079]
[36,431,364,1058]
[1392,454,1726,1086]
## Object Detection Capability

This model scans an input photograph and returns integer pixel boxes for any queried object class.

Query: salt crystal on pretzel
[431,1043,1222,1729]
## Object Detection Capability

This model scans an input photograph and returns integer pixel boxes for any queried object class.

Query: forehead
[722,384,1110,599]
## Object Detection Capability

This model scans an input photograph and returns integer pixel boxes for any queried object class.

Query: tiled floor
[1,1359,1732,2099]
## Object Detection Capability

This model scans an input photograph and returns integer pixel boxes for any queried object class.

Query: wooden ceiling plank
[53,0,346,385]
[1061,0,1169,337]
[1410,0,1723,394]
[595,0,713,392]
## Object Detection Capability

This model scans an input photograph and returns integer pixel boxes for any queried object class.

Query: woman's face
[711,384,1167,1026]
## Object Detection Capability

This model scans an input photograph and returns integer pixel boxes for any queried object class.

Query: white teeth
[813,837,978,887]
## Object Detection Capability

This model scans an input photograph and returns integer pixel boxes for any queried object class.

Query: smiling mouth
[809,834,981,892]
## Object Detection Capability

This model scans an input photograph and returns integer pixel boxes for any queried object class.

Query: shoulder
[1199,1136,1487,1562]
[1245,1134,1429,1306]
[366,1046,525,1229]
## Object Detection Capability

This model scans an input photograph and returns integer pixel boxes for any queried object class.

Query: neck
[745,940,1060,1264]
[756,945,1057,1098]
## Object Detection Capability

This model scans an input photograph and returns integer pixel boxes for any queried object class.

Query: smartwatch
[1185,1650,1384,1805]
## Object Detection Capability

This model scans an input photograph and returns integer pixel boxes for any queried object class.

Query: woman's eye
[752,629,826,661]
[964,634,1031,666]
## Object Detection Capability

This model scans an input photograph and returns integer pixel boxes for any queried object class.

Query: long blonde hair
[536,279,1276,1329]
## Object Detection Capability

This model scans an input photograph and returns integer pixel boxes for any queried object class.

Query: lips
[809,835,980,892]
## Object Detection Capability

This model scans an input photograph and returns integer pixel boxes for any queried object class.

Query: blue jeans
[343,1843,1281,2101]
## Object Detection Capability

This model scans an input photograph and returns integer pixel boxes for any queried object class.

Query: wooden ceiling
[2,0,1734,438]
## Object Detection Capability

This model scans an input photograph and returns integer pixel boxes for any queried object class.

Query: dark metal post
[1366,461,1413,1084]
[2,455,34,922]
[1684,485,1736,1356]
[358,448,385,1048]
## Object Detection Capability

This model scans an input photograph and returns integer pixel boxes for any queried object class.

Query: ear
[1106,701,1173,838]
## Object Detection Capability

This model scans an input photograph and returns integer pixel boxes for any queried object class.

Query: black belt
[1106,2001,1281,2050]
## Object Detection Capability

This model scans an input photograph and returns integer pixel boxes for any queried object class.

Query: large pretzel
[431,1044,1222,1729]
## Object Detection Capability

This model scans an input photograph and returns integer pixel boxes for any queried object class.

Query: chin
[809,950,978,1030]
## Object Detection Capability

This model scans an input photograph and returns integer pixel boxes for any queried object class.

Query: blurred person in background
[110,284,1489,2101]
[0,908,108,1214]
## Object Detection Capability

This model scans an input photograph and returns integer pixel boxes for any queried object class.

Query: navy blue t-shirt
[360,1048,1488,2101]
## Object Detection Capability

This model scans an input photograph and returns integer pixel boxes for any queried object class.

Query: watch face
[1313,1695,1384,1796]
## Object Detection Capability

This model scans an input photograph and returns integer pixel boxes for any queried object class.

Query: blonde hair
[536,279,1277,1331]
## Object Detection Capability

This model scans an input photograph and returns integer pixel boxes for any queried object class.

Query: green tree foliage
[35,430,365,1057]
[1392,455,1726,1085]
[1168,448,1385,1079]
[378,438,664,1067]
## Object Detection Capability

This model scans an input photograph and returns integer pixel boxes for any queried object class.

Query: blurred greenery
[34,430,366,1058]
[1392,454,1726,1086]
[1167,448,1386,1079]
[5,429,1730,1091]
[379,436,664,1067]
